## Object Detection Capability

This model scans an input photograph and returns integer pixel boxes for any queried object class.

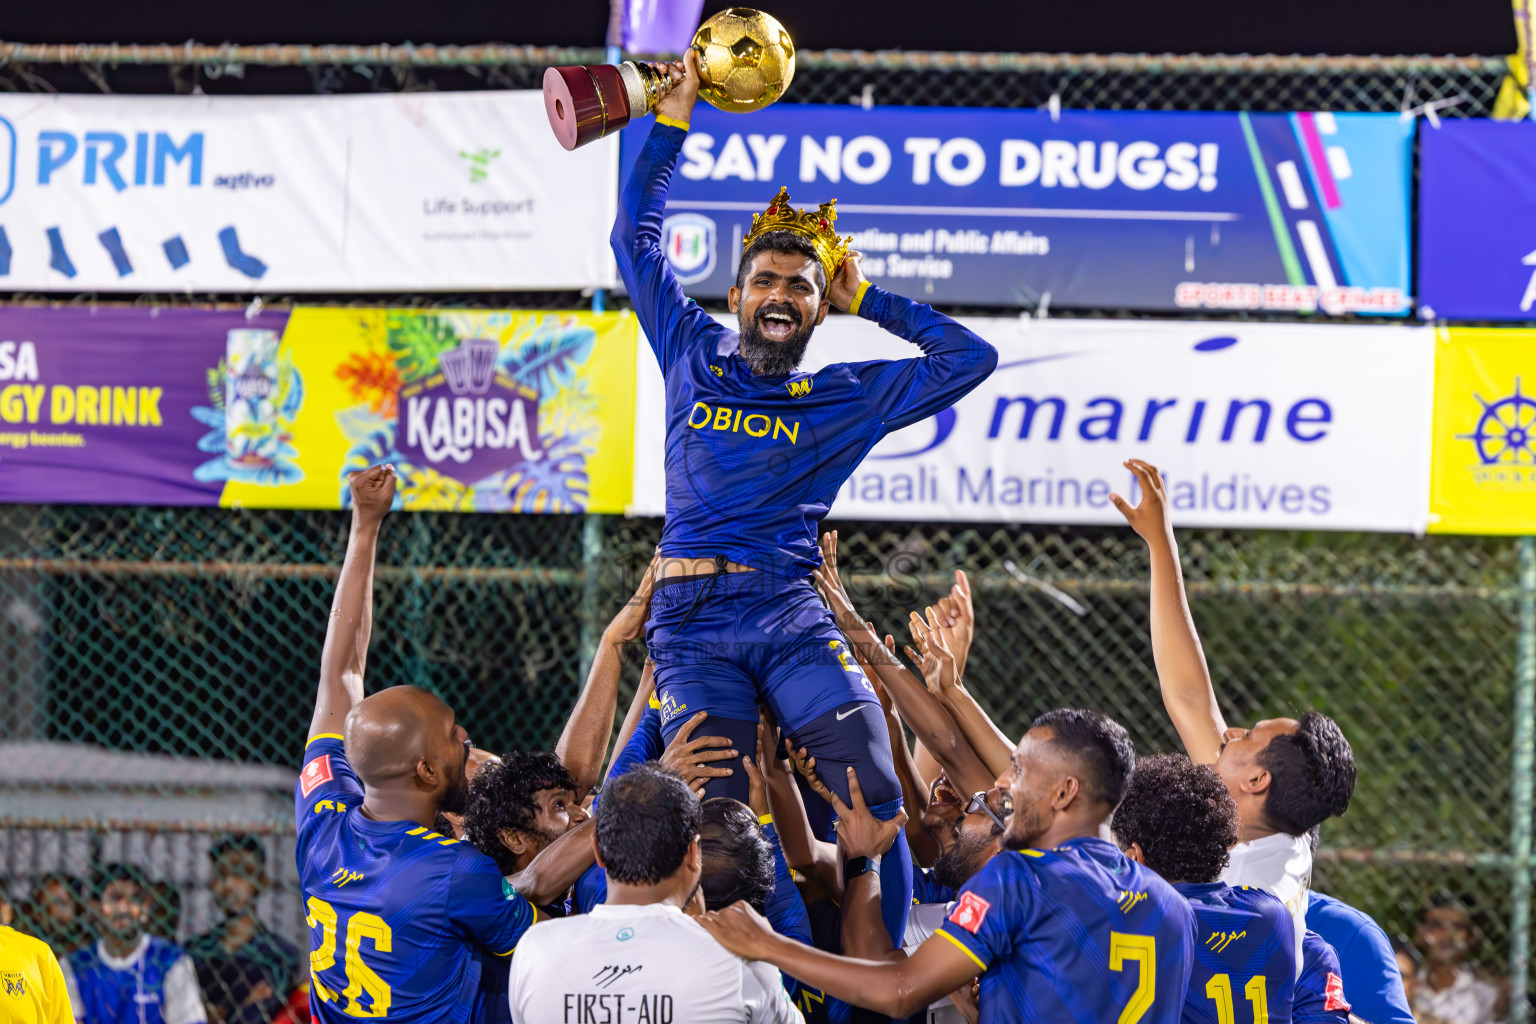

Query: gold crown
[743,186,852,284]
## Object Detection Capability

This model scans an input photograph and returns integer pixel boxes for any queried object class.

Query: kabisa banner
[1418,119,1536,320]
[1428,327,1536,534]
[0,307,636,512]
[630,316,1434,532]
[0,92,618,292]
[620,104,1413,315]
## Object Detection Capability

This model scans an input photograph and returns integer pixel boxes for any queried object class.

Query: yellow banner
[1428,326,1536,534]
[214,308,636,513]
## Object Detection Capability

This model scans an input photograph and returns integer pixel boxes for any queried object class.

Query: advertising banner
[0,92,618,292]
[0,307,636,512]
[1428,327,1536,534]
[1419,120,1536,320]
[631,317,1434,532]
[620,104,1413,314]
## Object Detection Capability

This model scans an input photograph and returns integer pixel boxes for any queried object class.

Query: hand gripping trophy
[543,7,795,149]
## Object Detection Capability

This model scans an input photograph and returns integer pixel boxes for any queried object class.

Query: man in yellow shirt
[0,913,77,1024]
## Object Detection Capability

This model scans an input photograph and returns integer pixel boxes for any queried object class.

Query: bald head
[345,686,471,814]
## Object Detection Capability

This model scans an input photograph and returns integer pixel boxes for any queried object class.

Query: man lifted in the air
[613,50,998,948]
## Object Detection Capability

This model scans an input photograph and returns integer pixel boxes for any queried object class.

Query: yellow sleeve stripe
[758,813,773,826]
[648,694,662,710]
[847,280,872,316]
[307,733,344,747]
[1020,849,1045,858]
[655,115,690,131]
[936,927,989,971]
[406,827,428,836]
[493,946,516,957]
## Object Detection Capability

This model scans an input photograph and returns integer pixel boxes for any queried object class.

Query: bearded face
[737,301,815,376]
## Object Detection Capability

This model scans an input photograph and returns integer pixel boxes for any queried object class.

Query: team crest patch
[948,892,991,934]
[3,971,25,998]
[1323,972,1350,1011]
[787,378,812,398]
[301,754,334,798]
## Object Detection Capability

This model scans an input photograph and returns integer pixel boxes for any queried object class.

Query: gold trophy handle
[617,60,683,118]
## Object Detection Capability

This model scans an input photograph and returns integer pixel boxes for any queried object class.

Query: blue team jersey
[1295,932,1350,1024]
[295,736,536,1023]
[936,837,1196,1024]
[613,121,997,577]
[1306,892,1413,1024]
[1174,882,1297,1024]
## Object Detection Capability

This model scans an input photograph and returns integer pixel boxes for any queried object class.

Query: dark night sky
[0,0,1517,55]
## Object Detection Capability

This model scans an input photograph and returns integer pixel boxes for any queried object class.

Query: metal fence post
[578,514,605,678]
[1513,535,1536,1024]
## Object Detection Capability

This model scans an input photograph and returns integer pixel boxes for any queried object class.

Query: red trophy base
[543,64,635,151]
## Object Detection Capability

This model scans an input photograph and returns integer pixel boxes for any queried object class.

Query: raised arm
[556,556,659,798]
[309,465,396,742]
[912,603,1015,780]
[505,817,597,908]
[610,51,724,374]
[700,900,979,1019]
[831,257,998,438]
[1110,458,1226,764]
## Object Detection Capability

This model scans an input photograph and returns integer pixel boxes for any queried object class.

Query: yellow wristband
[758,813,774,826]
[655,115,690,131]
[847,280,872,316]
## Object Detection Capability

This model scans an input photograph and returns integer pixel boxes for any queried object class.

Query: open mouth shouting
[756,305,801,342]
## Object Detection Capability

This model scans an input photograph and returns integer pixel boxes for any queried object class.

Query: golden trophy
[543,8,796,151]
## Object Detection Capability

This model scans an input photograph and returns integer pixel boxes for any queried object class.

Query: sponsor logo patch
[948,891,991,934]
[301,754,334,798]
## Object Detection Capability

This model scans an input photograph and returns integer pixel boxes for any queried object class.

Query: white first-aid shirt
[510,902,805,1024]
[904,902,967,1024]
[1221,830,1312,972]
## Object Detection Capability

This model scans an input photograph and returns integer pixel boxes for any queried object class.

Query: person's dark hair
[1422,889,1473,920]
[1256,710,1356,836]
[462,751,579,875]
[596,763,700,885]
[1032,708,1136,809]
[699,799,775,913]
[90,863,150,900]
[1112,753,1238,884]
[33,872,81,900]
[735,230,826,295]
[209,835,266,869]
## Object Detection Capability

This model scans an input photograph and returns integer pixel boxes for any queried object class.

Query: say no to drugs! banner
[621,104,1414,315]
[0,307,637,512]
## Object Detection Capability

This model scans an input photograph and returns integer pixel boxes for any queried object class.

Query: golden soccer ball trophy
[543,8,796,151]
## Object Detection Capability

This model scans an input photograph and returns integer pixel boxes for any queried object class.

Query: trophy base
[543,64,635,151]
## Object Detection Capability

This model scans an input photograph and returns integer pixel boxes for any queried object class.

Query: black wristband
[843,855,879,881]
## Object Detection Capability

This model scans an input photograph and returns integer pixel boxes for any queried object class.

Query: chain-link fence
[0,42,1529,1020]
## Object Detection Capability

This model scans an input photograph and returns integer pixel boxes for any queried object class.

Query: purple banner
[0,308,291,505]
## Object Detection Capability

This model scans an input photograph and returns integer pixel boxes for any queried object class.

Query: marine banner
[619,104,1414,314]
[0,91,619,292]
[1428,326,1536,534]
[630,316,1434,532]
[0,307,636,512]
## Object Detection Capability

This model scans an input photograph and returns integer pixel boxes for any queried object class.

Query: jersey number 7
[1109,932,1156,1024]
[309,896,393,1016]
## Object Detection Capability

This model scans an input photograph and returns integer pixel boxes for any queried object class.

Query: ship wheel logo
[1457,377,1536,466]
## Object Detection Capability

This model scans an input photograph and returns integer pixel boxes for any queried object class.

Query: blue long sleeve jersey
[613,120,999,577]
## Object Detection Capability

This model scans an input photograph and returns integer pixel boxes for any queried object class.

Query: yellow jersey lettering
[773,417,799,445]
[688,402,712,428]
[743,413,770,437]
[712,405,734,430]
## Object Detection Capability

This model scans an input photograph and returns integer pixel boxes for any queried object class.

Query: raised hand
[933,570,974,680]
[905,607,958,697]
[659,711,737,797]
[348,464,397,525]
[1110,458,1173,544]
[828,251,869,312]
[653,48,702,126]
[606,553,661,645]
[697,901,779,960]
[829,766,908,860]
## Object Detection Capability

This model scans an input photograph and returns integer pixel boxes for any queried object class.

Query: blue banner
[1419,120,1536,321]
[620,104,1413,314]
